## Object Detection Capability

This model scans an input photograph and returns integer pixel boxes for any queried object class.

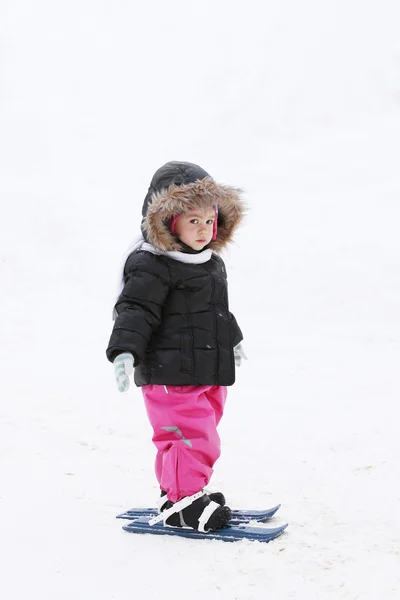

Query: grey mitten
[234,343,247,367]
[113,352,135,392]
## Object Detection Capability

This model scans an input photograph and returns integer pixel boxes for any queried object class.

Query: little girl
[106,161,246,532]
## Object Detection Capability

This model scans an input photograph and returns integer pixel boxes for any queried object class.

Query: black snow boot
[159,491,231,531]
[207,491,226,506]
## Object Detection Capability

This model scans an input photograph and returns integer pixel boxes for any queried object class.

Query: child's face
[174,209,216,250]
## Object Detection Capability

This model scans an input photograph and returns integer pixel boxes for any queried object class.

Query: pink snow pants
[141,385,227,503]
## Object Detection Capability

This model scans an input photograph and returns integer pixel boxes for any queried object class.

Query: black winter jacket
[106,249,243,386]
[106,161,245,386]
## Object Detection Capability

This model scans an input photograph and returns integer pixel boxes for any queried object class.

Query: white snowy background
[1,1,399,598]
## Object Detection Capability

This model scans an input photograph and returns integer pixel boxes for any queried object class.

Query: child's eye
[189,219,199,224]
[206,219,214,225]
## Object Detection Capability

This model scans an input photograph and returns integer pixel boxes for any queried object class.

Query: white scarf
[113,235,213,318]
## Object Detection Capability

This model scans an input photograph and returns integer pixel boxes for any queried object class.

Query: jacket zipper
[210,268,219,384]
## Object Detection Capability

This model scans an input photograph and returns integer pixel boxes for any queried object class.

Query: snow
[1,1,400,598]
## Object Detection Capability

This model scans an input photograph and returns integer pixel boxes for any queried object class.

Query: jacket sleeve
[229,312,243,348]
[106,252,170,363]
[216,255,243,349]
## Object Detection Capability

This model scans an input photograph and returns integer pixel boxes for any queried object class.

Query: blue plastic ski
[117,504,281,525]
[122,517,288,543]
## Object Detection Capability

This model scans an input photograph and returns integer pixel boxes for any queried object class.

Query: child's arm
[229,312,243,348]
[106,252,170,366]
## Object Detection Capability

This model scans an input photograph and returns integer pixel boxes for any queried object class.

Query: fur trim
[142,178,246,252]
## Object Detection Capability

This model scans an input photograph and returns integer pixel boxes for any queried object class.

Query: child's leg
[141,385,227,503]
[205,385,227,427]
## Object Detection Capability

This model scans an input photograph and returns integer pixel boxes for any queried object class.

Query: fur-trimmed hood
[141,161,246,253]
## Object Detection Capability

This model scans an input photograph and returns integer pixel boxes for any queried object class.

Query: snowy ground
[1,1,400,599]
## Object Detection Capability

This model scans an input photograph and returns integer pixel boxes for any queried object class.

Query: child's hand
[113,352,135,392]
[234,343,247,367]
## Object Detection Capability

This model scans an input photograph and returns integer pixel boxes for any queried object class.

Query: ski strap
[197,501,220,533]
[149,491,205,526]
[157,494,169,513]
